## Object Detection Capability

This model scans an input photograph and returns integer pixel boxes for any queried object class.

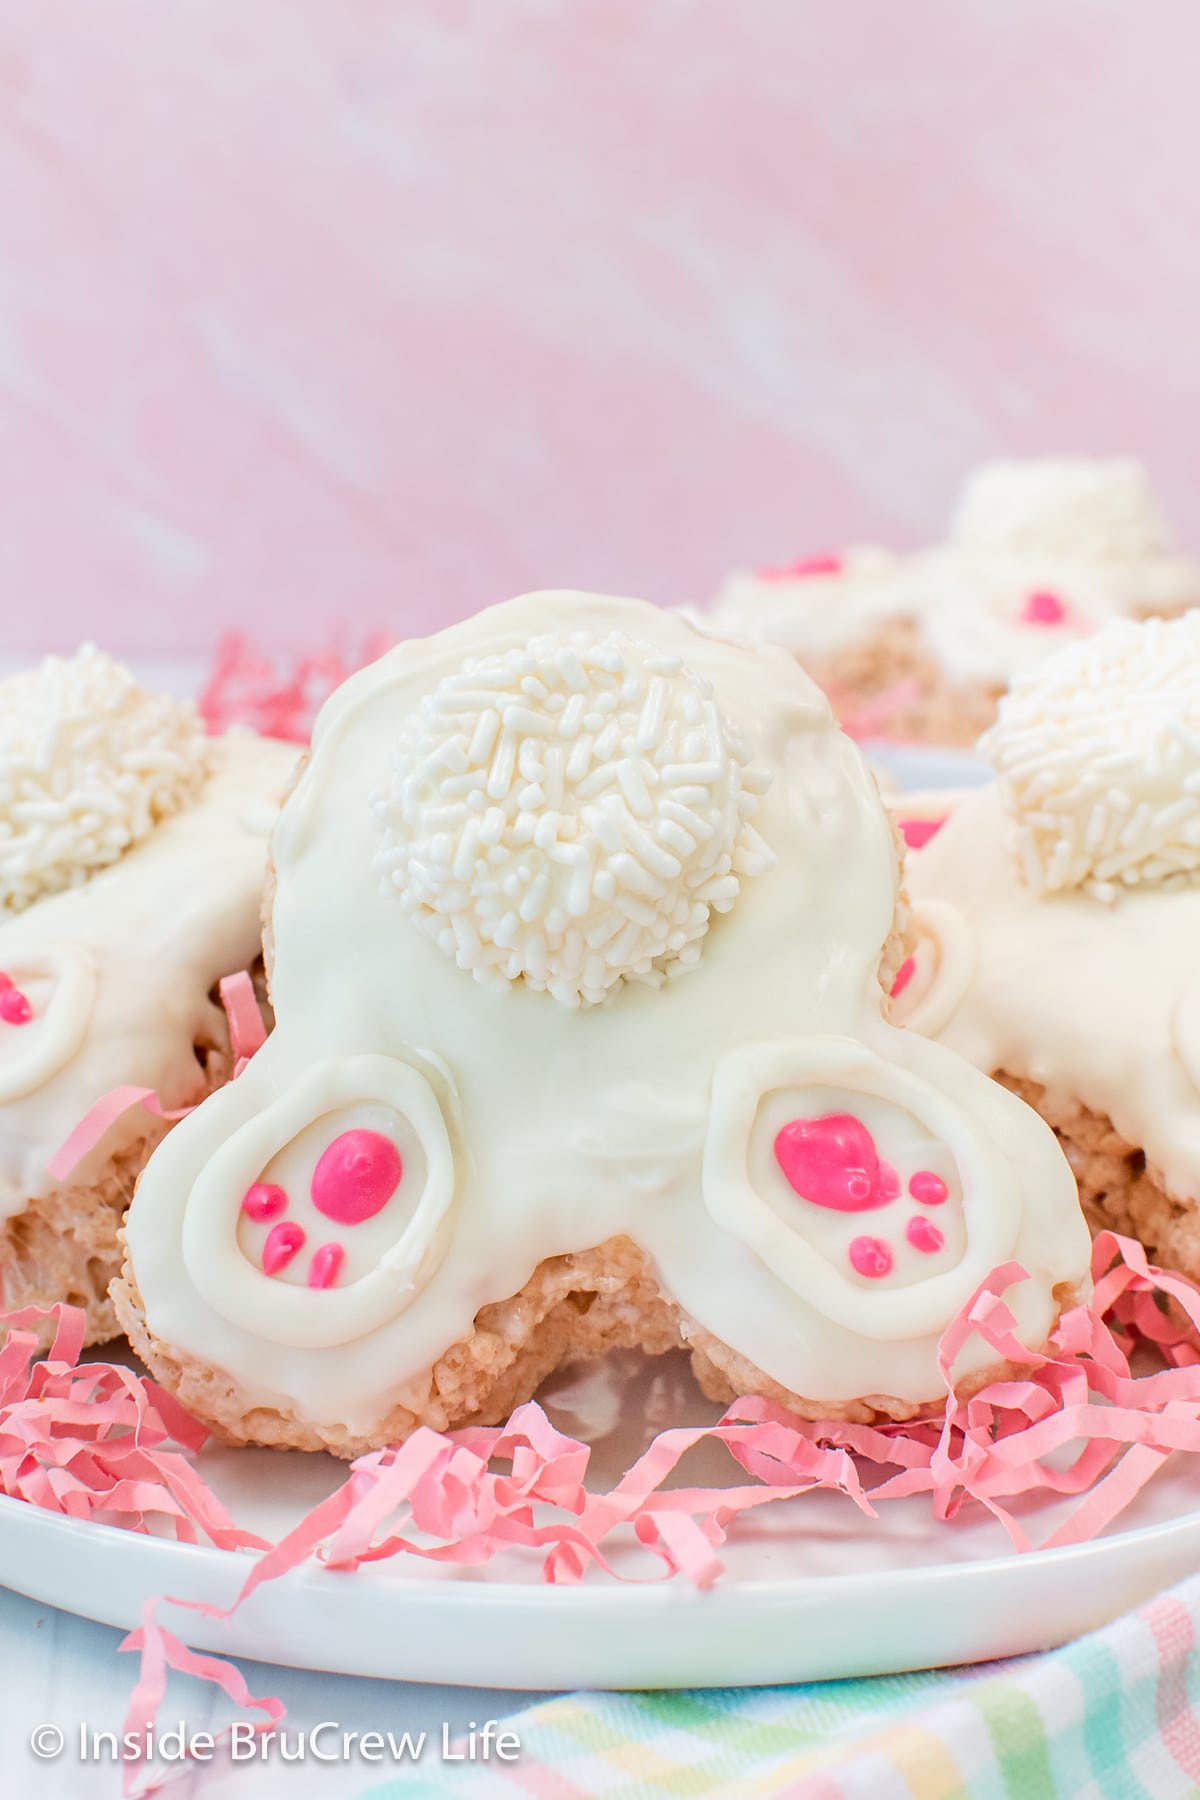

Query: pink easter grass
[198,631,393,745]
[45,971,267,1186]
[2,1234,1200,1791]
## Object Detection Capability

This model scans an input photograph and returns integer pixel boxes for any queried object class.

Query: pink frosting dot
[241,1182,288,1222]
[1021,589,1067,626]
[848,1235,893,1279]
[0,988,32,1025]
[909,1170,949,1206]
[262,1221,305,1276]
[309,1243,346,1290]
[898,816,947,850]
[311,1129,402,1224]
[906,1216,945,1255]
[758,552,843,581]
[890,956,915,998]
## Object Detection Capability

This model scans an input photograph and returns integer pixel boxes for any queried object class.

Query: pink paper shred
[198,631,393,744]
[4,1232,1200,1793]
[45,969,268,1184]
[824,677,925,742]
[217,970,266,1073]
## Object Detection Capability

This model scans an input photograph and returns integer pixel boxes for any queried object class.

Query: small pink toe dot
[0,988,32,1025]
[909,1171,948,1205]
[849,1235,893,1279]
[241,1182,288,1222]
[308,1243,345,1290]
[906,1216,945,1255]
[263,1221,305,1276]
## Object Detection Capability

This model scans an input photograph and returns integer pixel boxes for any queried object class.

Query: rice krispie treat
[0,647,296,1342]
[710,458,1200,747]
[894,610,1200,1279]
[114,592,1089,1456]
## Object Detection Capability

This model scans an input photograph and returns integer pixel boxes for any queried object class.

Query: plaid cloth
[364,1571,1200,1799]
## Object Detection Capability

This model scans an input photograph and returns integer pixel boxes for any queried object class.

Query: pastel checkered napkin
[362,1571,1200,1800]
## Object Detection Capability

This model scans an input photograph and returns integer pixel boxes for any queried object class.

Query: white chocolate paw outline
[1171,972,1200,1099]
[181,1053,456,1348]
[0,942,98,1105]
[889,900,976,1038]
[703,1036,1019,1340]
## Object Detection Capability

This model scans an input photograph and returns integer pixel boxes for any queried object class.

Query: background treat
[0,648,297,1343]
[709,459,1200,747]
[895,611,1200,1279]
[115,591,1088,1456]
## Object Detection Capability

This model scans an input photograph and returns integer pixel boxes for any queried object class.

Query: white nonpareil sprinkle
[950,458,1171,562]
[0,645,210,911]
[980,613,1200,900]
[372,629,775,1006]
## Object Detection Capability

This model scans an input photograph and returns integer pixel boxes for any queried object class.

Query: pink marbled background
[1,1,1198,654]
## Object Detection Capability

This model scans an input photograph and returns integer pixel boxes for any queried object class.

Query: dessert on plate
[114,591,1090,1456]
[894,610,1200,1280]
[0,647,297,1343]
[710,458,1200,747]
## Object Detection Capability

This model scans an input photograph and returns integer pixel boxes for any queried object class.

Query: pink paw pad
[250,1127,405,1290]
[909,1171,948,1205]
[311,1130,403,1224]
[774,1114,898,1213]
[263,1221,305,1276]
[848,1235,893,1278]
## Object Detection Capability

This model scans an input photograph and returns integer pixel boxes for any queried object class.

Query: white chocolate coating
[899,779,1200,1208]
[124,593,1090,1435]
[711,459,1200,690]
[0,729,298,1218]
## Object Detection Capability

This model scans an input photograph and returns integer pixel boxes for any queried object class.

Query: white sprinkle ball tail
[372,629,776,1006]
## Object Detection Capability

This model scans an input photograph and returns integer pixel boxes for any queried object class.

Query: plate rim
[4,1480,1200,1608]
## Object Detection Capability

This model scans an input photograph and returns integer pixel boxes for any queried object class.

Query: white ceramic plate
[2,1347,1199,1691]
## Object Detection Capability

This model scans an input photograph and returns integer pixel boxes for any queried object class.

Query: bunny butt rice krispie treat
[896,610,1200,1280]
[710,458,1200,746]
[115,593,1090,1455]
[0,646,296,1342]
